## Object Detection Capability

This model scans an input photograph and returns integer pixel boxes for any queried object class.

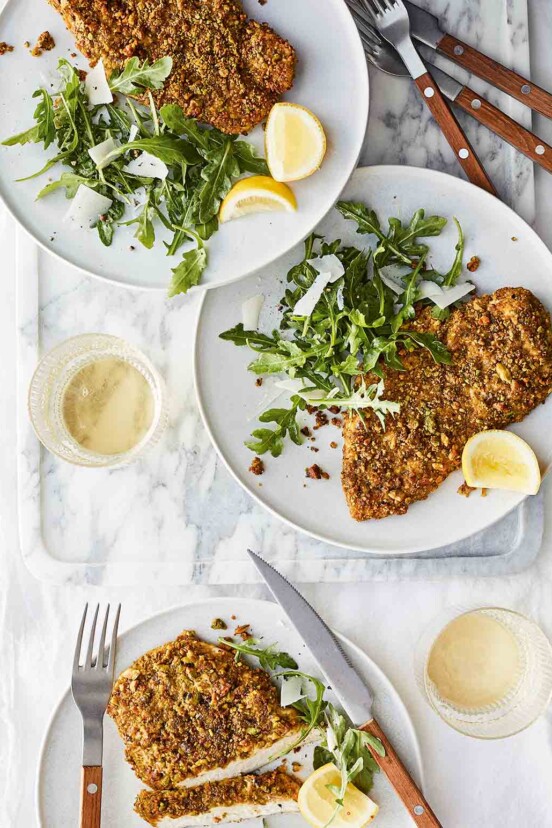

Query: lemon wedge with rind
[462,430,541,494]
[298,764,379,828]
[265,102,327,183]
[219,175,297,223]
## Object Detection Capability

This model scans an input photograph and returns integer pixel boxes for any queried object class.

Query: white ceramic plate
[0,0,368,291]
[195,166,552,554]
[37,597,424,827]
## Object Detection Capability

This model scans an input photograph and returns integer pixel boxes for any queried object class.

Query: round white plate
[195,166,552,554]
[0,0,368,291]
[37,597,424,827]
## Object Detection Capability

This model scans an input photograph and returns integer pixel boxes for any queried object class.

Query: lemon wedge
[298,764,379,828]
[462,430,541,494]
[265,102,327,182]
[219,175,297,223]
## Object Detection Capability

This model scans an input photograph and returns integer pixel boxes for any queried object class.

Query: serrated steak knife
[248,550,442,828]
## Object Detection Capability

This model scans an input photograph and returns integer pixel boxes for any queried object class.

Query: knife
[405,0,552,119]
[248,550,442,828]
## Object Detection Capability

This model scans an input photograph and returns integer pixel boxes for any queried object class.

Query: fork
[72,604,121,828]
[359,0,497,195]
[349,0,552,174]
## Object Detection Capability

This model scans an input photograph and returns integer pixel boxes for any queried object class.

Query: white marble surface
[2,0,552,826]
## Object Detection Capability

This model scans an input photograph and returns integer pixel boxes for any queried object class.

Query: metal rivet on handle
[413,805,425,816]
[521,84,531,95]
[454,45,464,56]
[424,87,435,98]
[459,148,469,159]
[87,784,98,795]
[471,98,481,110]
[536,144,545,155]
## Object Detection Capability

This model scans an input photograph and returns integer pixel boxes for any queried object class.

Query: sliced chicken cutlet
[107,631,304,790]
[342,287,552,520]
[135,769,300,827]
[47,0,296,134]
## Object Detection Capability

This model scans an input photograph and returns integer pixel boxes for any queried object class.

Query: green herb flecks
[2,57,268,296]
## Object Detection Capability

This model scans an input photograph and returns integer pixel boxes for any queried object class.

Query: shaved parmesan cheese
[336,284,344,311]
[417,280,475,308]
[275,378,326,401]
[88,136,119,169]
[417,280,443,300]
[63,185,112,228]
[123,151,169,180]
[242,294,264,331]
[128,123,139,142]
[91,106,111,126]
[431,282,475,309]
[84,59,113,106]
[281,675,303,707]
[378,265,407,295]
[307,254,344,282]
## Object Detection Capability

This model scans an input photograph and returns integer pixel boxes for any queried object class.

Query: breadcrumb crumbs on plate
[249,456,264,476]
[31,30,55,56]
[0,41,14,55]
[467,256,480,273]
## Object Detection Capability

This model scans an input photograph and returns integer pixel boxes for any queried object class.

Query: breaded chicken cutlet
[107,630,304,790]
[342,287,552,520]
[47,0,296,134]
[135,769,300,827]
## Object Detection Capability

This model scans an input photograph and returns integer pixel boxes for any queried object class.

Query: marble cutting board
[15,0,541,585]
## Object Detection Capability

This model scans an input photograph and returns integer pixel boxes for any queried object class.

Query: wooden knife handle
[456,86,552,174]
[439,34,552,120]
[414,73,497,195]
[80,766,103,828]
[361,719,442,827]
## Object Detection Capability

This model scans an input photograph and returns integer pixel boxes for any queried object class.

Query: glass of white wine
[29,333,168,467]
[415,607,552,739]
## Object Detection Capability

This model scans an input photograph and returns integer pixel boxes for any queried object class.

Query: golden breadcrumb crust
[107,631,302,789]
[342,288,552,520]
[47,0,296,133]
[135,769,300,826]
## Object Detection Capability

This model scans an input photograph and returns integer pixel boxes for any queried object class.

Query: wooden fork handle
[438,34,552,120]
[414,73,497,196]
[80,766,103,828]
[361,719,442,827]
[455,86,552,174]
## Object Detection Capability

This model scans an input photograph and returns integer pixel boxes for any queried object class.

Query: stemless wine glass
[28,333,168,468]
[415,606,552,739]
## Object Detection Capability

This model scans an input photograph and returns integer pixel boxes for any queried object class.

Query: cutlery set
[348,0,552,188]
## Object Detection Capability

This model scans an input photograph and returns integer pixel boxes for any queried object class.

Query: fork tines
[73,603,121,676]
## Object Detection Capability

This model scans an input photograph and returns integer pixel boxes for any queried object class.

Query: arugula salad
[221,202,475,457]
[223,636,385,820]
[2,57,268,296]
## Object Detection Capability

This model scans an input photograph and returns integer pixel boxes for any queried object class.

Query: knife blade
[247,549,374,725]
[248,550,443,828]
[404,0,552,119]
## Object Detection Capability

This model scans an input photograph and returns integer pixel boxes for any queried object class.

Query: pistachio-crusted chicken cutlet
[47,0,296,134]
[342,288,552,520]
[135,769,300,827]
[107,631,303,789]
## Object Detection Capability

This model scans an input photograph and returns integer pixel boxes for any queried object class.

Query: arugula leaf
[219,323,281,350]
[103,135,201,167]
[168,245,207,297]
[197,139,240,223]
[233,140,270,175]
[218,638,298,671]
[245,400,304,457]
[36,172,95,199]
[109,56,173,94]
[97,198,125,246]
[160,103,214,151]
[442,217,464,287]
[134,192,156,249]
